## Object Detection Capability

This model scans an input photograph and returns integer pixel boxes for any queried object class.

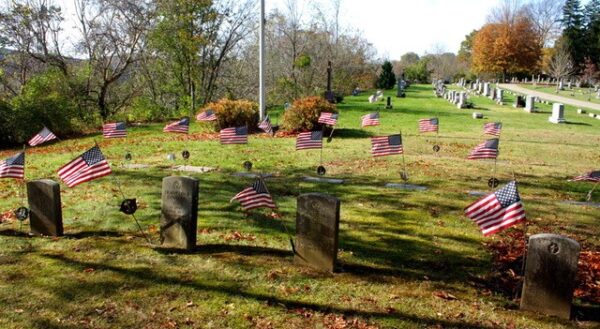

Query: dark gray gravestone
[294,193,340,272]
[27,179,63,236]
[160,176,199,250]
[520,233,580,319]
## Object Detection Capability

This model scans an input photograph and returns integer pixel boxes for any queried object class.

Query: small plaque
[167,153,176,161]
[243,161,253,171]
[14,207,29,221]
[433,145,440,152]
[124,152,132,161]
[120,199,138,215]
[317,166,326,176]
[182,150,190,160]
[488,177,499,188]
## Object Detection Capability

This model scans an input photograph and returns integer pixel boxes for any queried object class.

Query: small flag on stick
[220,126,248,144]
[57,146,112,188]
[296,130,323,150]
[0,152,24,179]
[163,118,190,134]
[371,134,403,157]
[196,109,217,121]
[468,138,499,160]
[103,122,127,138]
[318,112,338,126]
[570,170,600,182]
[231,178,277,211]
[28,127,57,146]
[464,181,526,236]
[418,118,439,133]
[484,122,502,136]
[361,112,380,127]
[258,116,273,135]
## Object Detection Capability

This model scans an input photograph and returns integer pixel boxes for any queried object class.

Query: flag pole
[258,174,295,252]
[95,139,153,245]
[586,181,600,202]
[400,130,407,179]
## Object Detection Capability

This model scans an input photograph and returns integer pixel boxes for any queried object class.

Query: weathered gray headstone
[160,176,199,250]
[520,233,580,319]
[525,95,536,113]
[27,179,63,236]
[472,112,483,119]
[549,103,566,124]
[294,193,340,272]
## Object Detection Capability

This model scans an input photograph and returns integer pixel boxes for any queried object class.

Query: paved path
[498,84,600,111]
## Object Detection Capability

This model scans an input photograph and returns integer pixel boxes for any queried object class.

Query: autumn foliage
[472,17,542,77]
[281,96,337,133]
[199,99,259,132]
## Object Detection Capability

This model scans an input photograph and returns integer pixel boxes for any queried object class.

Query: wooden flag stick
[258,175,295,253]
[587,181,599,201]
[400,130,407,179]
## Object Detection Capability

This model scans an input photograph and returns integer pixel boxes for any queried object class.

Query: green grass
[519,84,600,105]
[0,85,599,328]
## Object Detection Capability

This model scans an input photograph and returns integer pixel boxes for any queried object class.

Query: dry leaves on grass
[0,210,15,222]
[433,291,458,300]
[323,314,379,329]
[575,251,600,303]
[222,231,256,241]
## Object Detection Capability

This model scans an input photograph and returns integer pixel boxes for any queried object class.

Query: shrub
[200,98,259,132]
[281,96,337,132]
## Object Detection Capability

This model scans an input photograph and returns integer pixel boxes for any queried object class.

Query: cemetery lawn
[1,85,600,329]
[519,84,600,106]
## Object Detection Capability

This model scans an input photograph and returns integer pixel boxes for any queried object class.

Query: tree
[472,16,542,79]
[404,59,431,83]
[548,44,575,91]
[458,30,478,65]
[560,0,585,69]
[394,52,420,75]
[583,0,600,65]
[525,0,565,47]
[375,61,396,89]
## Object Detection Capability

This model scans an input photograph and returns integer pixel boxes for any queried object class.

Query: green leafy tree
[375,61,396,89]
[404,59,431,83]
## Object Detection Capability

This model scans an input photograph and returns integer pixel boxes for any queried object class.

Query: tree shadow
[155,243,292,257]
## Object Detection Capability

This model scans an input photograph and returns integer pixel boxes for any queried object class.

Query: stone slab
[303,176,345,184]
[27,179,63,236]
[232,172,274,178]
[122,164,151,169]
[468,191,488,197]
[160,176,199,250]
[171,165,215,173]
[385,183,428,191]
[294,193,340,272]
[560,200,600,208]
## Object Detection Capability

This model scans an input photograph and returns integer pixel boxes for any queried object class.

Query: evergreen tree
[561,0,585,70]
[375,61,396,89]
[584,0,600,65]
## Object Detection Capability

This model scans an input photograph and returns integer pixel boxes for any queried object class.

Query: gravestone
[483,83,490,96]
[513,96,525,108]
[472,112,483,119]
[489,87,496,100]
[577,109,586,114]
[496,89,504,104]
[160,176,199,250]
[386,96,392,109]
[589,113,597,118]
[558,80,564,90]
[294,193,340,272]
[525,95,536,113]
[520,234,580,319]
[27,179,63,236]
[549,103,566,124]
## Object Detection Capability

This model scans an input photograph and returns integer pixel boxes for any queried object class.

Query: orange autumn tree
[472,16,542,80]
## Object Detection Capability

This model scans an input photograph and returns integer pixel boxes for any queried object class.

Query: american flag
[102,122,127,138]
[28,127,57,146]
[318,112,339,126]
[57,146,112,188]
[464,181,526,236]
[419,118,439,133]
[196,109,217,121]
[296,130,323,150]
[0,152,25,179]
[484,122,502,136]
[163,117,190,134]
[220,126,248,144]
[258,116,273,135]
[570,170,600,182]
[468,138,499,160]
[371,134,403,157]
[231,178,277,211]
[361,112,380,127]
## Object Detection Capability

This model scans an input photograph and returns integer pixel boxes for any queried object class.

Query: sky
[57,0,506,59]
[265,0,504,58]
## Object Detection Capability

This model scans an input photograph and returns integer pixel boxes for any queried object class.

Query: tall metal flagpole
[259,0,266,121]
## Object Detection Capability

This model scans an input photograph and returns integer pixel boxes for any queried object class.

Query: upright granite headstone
[525,95,536,112]
[514,96,525,108]
[520,234,580,319]
[160,176,199,250]
[549,103,566,124]
[27,179,63,236]
[294,193,340,272]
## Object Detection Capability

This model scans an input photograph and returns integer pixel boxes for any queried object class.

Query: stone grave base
[232,172,274,178]
[468,191,489,197]
[304,176,345,184]
[385,183,427,191]
[171,165,215,173]
[122,164,151,169]
[560,200,600,208]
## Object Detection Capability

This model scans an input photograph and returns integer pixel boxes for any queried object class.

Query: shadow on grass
[40,253,498,329]
[331,128,373,139]
[155,243,292,257]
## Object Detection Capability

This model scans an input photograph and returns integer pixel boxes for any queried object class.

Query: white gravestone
[549,103,566,124]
